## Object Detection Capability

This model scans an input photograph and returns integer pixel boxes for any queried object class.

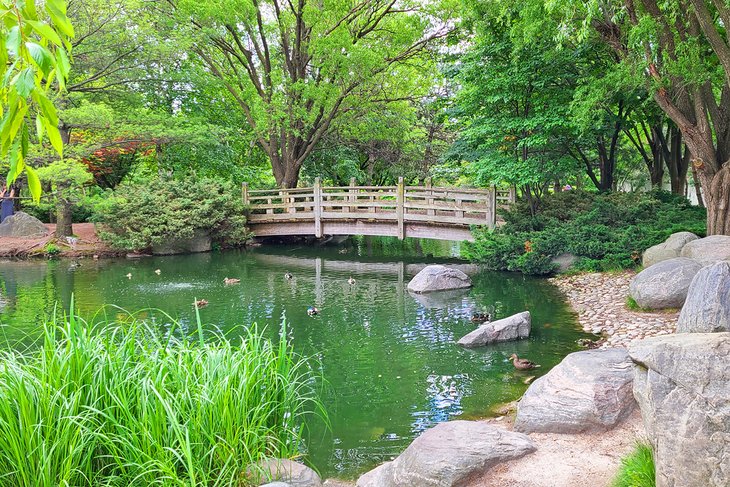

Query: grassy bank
[0,308,324,486]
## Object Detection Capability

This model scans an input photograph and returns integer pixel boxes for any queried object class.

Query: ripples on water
[0,238,590,479]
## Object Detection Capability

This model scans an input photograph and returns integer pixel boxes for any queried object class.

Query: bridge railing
[242,178,514,238]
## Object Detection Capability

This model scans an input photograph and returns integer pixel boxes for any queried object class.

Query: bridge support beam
[314,177,322,238]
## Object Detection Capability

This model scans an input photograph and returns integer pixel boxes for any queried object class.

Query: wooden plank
[314,177,322,238]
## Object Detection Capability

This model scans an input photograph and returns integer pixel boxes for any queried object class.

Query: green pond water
[0,237,591,479]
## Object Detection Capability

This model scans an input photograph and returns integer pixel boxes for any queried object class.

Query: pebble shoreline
[549,271,678,348]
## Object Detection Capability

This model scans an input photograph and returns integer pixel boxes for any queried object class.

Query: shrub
[464,190,706,275]
[93,178,250,251]
[0,308,324,486]
[612,443,656,487]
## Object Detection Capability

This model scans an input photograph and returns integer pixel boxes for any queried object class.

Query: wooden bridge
[243,178,515,242]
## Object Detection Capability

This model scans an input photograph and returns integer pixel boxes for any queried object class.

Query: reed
[0,306,325,486]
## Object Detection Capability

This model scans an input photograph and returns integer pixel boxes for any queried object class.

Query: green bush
[0,309,324,486]
[93,178,250,251]
[464,190,706,275]
[612,443,656,487]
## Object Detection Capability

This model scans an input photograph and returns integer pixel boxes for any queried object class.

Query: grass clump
[612,442,656,487]
[464,190,706,275]
[0,307,324,486]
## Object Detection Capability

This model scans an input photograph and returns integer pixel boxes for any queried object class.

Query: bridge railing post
[314,177,323,238]
[397,176,405,240]
[349,177,356,213]
[509,185,517,204]
[425,177,435,217]
[487,185,497,229]
[242,182,249,206]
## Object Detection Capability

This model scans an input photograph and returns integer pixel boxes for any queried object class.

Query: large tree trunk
[699,163,730,235]
[55,192,73,239]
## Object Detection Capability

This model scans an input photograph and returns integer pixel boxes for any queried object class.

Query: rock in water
[356,421,535,487]
[680,235,730,265]
[252,458,322,487]
[642,231,699,268]
[457,311,531,348]
[629,333,730,487]
[407,265,472,293]
[676,261,730,333]
[514,349,635,434]
[628,257,702,309]
[0,211,49,238]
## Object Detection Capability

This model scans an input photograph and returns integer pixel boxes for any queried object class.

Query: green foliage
[94,178,250,251]
[0,308,324,486]
[43,242,60,256]
[612,443,656,487]
[35,158,93,188]
[464,191,706,275]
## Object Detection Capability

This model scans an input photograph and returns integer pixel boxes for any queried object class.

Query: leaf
[35,113,44,142]
[6,26,21,56]
[26,165,42,203]
[26,20,64,47]
[55,47,70,80]
[15,67,36,97]
[26,42,55,75]
[45,0,75,38]
[43,116,63,157]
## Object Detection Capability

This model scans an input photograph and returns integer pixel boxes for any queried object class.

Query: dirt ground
[0,222,120,258]
[469,410,645,487]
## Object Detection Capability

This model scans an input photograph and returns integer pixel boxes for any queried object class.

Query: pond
[0,237,591,480]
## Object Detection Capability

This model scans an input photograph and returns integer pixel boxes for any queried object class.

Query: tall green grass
[612,442,656,487]
[0,306,325,486]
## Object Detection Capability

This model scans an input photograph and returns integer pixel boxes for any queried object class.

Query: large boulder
[407,265,472,294]
[628,257,702,309]
[680,235,730,265]
[356,421,535,487]
[629,333,730,487]
[152,229,212,255]
[0,211,49,238]
[514,349,635,434]
[251,458,322,487]
[457,311,531,348]
[642,232,699,268]
[676,261,730,333]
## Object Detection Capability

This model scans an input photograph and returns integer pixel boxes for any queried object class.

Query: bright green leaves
[0,0,74,201]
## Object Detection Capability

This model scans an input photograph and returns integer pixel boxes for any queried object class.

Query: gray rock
[457,311,531,348]
[551,252,578,273]
[677,261,730,333]
[252,458,322,487]
[260,483,292,487]
[0,211,49,238]
[628,257,702,309]
[322,480,356,487]
[514,349,635,434]
[680,235,730,265]
[406,265,472,294]
[629,333,730,487]
[643,232,699,268]
[152,229,212,255]
[356,421,535,487]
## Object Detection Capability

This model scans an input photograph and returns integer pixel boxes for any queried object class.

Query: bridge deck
[243,178,514,241]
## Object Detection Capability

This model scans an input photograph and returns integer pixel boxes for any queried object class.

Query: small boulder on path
[457,311,531,348]
[680,235,730,265]
[0,211,49,238]
[677,261,730,333]
[642,231,699,268]
[407,265,472,293]
[356,421,536,487]
[628,257,702,309]
[514,349,635,434]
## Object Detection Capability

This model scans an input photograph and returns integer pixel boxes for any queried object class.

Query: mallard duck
[577,338,602,349]
[307,306,319,316]
[284,272,293,280]
[348,276,356,285]
[509,354,540,370]
[194,299,209,309]
[471,313,492,324]
[154,269,161,275]
[224,277,241,285]
[126,272,132,279]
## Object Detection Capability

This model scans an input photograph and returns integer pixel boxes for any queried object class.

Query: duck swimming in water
[194,299,209,309]
[154,269,161,275]
[126,273,132,279]
[348,276,356,286]
[307,306,319,316]
[284,272,293,280]
[224,277,241,285]
[508,353,540,370]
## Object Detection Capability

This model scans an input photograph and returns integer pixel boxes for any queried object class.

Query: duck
[470,313,492,324]
[126,272,132,279]
[307,306,319,316]
[348,276,356,286]
[69,261,81,269]
[508,353,540,370]
[577,338,602,349]
[284,271,293,280]
[154,269,161,275]
[224,277,241,285]
[194,299,209,309]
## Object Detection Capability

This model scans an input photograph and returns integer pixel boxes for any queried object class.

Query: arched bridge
[243,178,515,242]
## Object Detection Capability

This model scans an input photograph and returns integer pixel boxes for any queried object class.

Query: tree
[0,0,74,199]
[36,159,92,237]
[163,0,455,188]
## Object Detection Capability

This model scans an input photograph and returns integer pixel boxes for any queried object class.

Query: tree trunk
[691,164,705,207]
[55,194,73,239]
[701,163,730,235]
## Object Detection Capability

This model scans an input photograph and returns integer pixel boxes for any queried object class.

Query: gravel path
[550,271,678,348]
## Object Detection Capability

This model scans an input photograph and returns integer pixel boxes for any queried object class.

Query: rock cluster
[642,231,698,267]
[628,257,701,309]
[680,235,730,265]
[457,311,531,348]
[407,265,472,293]
[0,211,49,238]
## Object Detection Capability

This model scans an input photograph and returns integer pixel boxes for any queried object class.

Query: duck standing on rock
[508,353,540,370]
[470,313,492,324]
[307,306,319,317]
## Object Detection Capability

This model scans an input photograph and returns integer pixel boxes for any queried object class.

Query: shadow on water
[0,237,591,479]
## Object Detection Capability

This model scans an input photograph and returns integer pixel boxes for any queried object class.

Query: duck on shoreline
[508,353,540,370]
